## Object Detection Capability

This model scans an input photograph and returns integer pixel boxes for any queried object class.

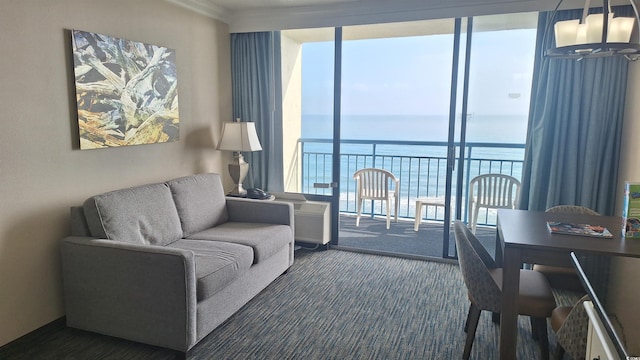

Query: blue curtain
[519,7,631,215]
[230,32,284,192]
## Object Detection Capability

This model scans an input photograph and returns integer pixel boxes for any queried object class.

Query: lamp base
[227,153,249,196]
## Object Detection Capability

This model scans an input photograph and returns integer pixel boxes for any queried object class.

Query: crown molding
[228,0,546,33]
[164,0,593,32]
[164,0,232,23]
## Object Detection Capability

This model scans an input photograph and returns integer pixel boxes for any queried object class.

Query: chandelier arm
[603,0,609,44]
[582,0,591,22]
[630,0,640,30]
[544,0,567,48]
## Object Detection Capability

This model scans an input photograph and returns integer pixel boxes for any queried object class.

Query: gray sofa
[60,173,294,353]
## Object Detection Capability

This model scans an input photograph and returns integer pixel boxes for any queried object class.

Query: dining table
[495,209,640,360]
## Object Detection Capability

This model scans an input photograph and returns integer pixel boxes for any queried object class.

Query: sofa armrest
[60,236,197,352]
[226,197,294,226]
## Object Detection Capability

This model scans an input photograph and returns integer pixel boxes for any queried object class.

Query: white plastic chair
[353,168,399,230]
[467,174,520,234]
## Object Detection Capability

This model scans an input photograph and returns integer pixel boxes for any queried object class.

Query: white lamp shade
[555,19,580,47]
[576,23,589,45]
[608,17,635,42]
[217,121,263,152]
[585,13,614,43]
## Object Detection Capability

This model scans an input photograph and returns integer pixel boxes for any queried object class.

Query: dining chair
[353,168,399,230]
[550,295,590,360]
[453,220,556,360]
[467,174,520,234]
[533,205,599,292]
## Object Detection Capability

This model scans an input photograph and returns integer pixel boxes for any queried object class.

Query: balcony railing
[299,138,525,227]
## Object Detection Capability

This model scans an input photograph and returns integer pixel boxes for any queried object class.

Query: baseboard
[0,317,66,355]
[331,245,458,264]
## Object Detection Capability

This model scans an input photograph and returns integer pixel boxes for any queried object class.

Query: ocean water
[303,114,528,143]
[302,114,527,160]
[300,114,528,219]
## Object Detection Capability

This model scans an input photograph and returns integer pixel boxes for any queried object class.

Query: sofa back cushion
[83,183,183,246]
[167,173,229,237]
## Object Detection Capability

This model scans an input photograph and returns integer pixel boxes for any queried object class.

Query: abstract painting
[71,30,179,149]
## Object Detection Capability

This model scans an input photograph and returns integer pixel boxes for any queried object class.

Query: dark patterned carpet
[0,250,581,359]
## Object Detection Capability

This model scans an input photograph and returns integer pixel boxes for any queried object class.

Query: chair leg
[553,343,565,360]
[533,317,549,360]
[356,198,362,227]
[386,199,391,229]
[492,312,500,324]
[394,196,399,223]
[471,207,480,234]
[463,303,481,360]
[464,303,473,333]
[414,201,423,232]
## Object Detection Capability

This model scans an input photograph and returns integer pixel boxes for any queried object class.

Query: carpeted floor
[1,249,581,359]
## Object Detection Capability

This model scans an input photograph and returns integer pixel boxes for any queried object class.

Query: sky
[301,28,538,117]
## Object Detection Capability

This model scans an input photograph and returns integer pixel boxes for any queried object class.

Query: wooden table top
[497,209,640,258]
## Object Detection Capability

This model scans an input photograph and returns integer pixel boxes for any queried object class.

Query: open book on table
[546,221,613,238]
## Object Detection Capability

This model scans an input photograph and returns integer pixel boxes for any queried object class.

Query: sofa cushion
[167,239,253,301]
[167,173,229,237]
[186,222,292,264]
[83,183,183,246]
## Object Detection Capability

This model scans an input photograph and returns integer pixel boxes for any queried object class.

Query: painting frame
[71,29,180,149]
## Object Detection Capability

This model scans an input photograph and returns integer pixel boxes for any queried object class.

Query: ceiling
[164,0,588,32]
[211,0,362,10]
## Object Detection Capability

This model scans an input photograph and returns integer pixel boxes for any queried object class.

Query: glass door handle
[314,182,338,189]
[447,147,456,171]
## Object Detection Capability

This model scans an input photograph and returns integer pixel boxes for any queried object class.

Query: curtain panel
[230,31,284,192]
[520,7,631,215]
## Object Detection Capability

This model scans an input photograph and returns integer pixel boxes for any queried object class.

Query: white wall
[606,61,640,355]
[280,34,303,192]
[0,0,232,346]
[619,63,640,198]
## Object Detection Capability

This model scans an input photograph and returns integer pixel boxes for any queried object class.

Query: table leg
[492,225,503,323]
[495,219,503,266]
[414,201,422,232]
[500,246,521,360]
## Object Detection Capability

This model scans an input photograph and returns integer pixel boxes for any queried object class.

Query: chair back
[453,221,501,313]
[546,205,599,216]
[353,168,399,201]
[468,174,520,209]
[555,295,590,360]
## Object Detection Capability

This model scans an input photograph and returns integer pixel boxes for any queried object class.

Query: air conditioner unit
[273,193,330,245]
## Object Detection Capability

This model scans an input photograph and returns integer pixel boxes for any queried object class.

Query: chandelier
[545,0,640,60]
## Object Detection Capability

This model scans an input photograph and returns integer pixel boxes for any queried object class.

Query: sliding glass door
[447,14,537,257]
[281,13,537,258]
[338,19,458,257]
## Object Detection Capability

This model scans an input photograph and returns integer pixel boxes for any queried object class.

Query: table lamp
[217,119,262,196]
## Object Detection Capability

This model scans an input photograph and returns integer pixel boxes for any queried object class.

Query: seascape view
[300,113,527,220]
[295,22,536,221]
[302,113,528,145]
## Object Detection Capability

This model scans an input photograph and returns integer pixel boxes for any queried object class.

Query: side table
[414,197,450,231]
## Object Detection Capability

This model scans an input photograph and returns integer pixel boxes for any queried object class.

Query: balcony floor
[336,214,497,260]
